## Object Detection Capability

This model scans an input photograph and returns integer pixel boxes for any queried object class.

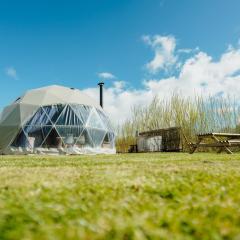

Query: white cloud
[5,67,18,80]
[143,47,240,98]
[112,81,126,90]
[83,36,240,126]
[178,48,193,54]
[143,34,177,74]
[98,72,116,80]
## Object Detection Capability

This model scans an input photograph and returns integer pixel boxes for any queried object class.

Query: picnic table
[189,132,240,154]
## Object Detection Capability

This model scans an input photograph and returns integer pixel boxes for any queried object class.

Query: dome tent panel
[0,104,22,151]
[96,109,115,132]
[0,125,20,151]
[102,132,115,149]
[86,108,106,130]
[0,104,21,126]
[19,104,40,125]
[55,125,84,146]
[24,107,52,126]
[0,104,19,125]
[76,128,94,148]
[86,128,107,147]
[40,86,78,106]
[55,105,83,126]
[40,93,66,107]
[11,129,32,149]
[40,127,61,148]
[70,104,92,124]
[23,125,52,148]
[20,89,49,106]
[42,105,65,124]
[41,126,54,140]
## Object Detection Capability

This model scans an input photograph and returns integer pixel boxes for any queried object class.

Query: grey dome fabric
[0,85,115,155]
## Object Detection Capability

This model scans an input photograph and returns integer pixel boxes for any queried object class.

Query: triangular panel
[86,128,106,147]
[75,128,94,148]
[55,125,84,146]
[40,91,64,106]
[11,129,31,148]
[0,125,20,150]
[0,104,21,126]
[25,107,52,126]
[23,125,52,148]
[20,104,39,125]
[0,104,19,125]
[41,126,62,148]
[20,89,47,106]
[96,109,114,132]
[86,109,106,130]
[70,104,92,125]
[56,105,82,126]
[43,105,65,124]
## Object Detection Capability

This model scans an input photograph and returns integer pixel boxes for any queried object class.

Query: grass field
[1,153,240,240]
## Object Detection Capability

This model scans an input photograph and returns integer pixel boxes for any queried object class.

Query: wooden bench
[189,133,240,154]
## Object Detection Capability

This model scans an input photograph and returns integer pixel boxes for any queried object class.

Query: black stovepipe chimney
[98,82,104,108]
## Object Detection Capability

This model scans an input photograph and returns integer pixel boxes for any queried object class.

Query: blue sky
[1,0,240,122]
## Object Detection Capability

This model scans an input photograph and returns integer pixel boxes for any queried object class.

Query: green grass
[1,153,240,240]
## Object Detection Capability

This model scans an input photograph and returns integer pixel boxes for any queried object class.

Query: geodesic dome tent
[0,85,116,155]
